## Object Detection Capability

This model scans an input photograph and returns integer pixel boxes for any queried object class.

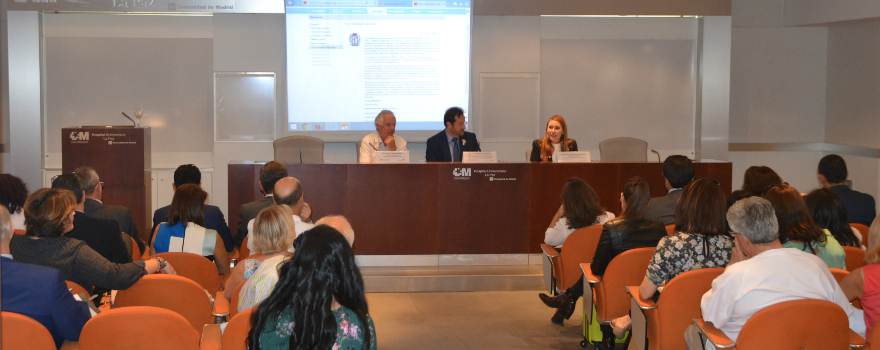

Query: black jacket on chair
[590,217,667,276]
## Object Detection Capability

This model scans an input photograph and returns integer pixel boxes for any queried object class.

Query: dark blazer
[65,212,131,264]
[1,256,91,348]
[235,196,275,248]
[590,218,667,276]
[644,189,683,226]
[152,204,233,252]
[830,185,877,227]
[425,130,481,162]
[83,198,143,253]
[529,139,579,162]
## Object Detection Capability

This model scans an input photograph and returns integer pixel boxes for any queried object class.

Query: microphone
[299,147,303,164]
[651,149,661,163]
[121,112,136,127]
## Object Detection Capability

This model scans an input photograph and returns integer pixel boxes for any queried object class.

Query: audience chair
[229,282,246,320]
[694,299,866,349]
[628,267,723,350]
[598,137,648,162]
[843,246,867,272]
[273,136,324,164]
[852,223,870,249]
[131,236,142,261]
[65,280,90,298]
[540,225,603,294]
[114,274,214,334]
[240,237,251,259]
[581,247,655,347]
[868,318,880,350]
[222,307,255,350]
[153,252,222,293]
[1,312,57,350]
[76,306,211,350]
[13,228,26,235]
[664,225,675,235]
[829,268,862,310]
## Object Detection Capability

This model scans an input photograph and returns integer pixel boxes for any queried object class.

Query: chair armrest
[626,286,656,310]
[849,330,868,349]
[693,319,735,349]
[581,263,602,284]
[200,324,221,350]
[60,340,79,350]
[540,244,560,258]
[213,291,230,318]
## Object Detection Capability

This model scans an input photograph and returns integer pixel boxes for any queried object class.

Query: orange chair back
[664,225,675,235]
[559,225,604,290]
[735,299,849,349]
[78,306,200,350]
[830,268,849,284]
[153,252,222,293]
[131,236,142,261]
[240,237,251,259]
[229,281,247,320]
[114,274,214,334]
[1,312,56,350]
[66,280,90,298]
[648,267,723,350]
[13,229,26,236]
[852,223,870,249]
[594,247,655,322]
[843,246,866,272]
[222,307,255,350]
[869,318,880,349]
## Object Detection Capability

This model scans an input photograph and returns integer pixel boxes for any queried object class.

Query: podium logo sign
[452,167,471,180]
[69,131,89,144]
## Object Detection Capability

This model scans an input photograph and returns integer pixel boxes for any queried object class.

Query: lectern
[61,127,151,243]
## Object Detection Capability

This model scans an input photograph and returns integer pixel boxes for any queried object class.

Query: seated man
[359,110,407,163]
[246,177,314,255]
[426,107,480,162]
[818,154,876,226]
[152,164,233,252]
[236,161,288,249]
[0,205,92,349]
[75,166,144,254]
[687,197,865,350]
[645,155,693,225]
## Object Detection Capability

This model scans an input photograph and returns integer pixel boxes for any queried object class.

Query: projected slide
[285,0,471,131]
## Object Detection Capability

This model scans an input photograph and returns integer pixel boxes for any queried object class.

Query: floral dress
[258,305,377,350]
[646,232,734,286]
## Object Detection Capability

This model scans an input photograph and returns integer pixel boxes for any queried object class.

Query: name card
[374,151,410,164]
[462,151,498,163]
[553,151,591,163]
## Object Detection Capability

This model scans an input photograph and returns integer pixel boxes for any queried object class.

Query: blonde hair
[866,215,880,264]
[252,205,295,255]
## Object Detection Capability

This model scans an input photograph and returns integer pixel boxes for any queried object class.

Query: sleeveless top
[153,222,218,257]
[862,264,880,335]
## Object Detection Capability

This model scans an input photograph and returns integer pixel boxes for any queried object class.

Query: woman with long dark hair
[530,115,578,162]
[804,188,863,249]
[544,177,614,247]
[248,225,375,350]
[764,183,846,269]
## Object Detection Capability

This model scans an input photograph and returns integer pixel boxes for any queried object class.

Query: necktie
[453,138,461,162]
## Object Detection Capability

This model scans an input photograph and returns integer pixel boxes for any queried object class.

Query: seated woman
[226,205,294,302]
[530,115,577,162]
[840,215,880,335]
[638,178,734,301]
[0,173,28,231]
[10,188,174,294]
[544,177,614,247]
[248,225,376,350]
[764,183,846,269]
[539,177,666,328]
[804,188,864,249]
[151,184,229,276]
[740,166,783,197]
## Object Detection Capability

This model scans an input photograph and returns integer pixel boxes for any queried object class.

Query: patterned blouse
[646,232,734,286]
[238,255,287,312]
[257,305,377,350]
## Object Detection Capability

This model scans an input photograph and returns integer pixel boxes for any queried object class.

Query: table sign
[553,151,591,163]
[462,151,498,163]
[374,151,410,164]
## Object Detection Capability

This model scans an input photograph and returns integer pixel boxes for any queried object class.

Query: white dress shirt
[358,131,407,163]
[246,215,315,255]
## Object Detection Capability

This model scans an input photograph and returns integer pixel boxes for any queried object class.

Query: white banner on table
[462,152,498,163]
[553,151,591,163]
[374,151,410,164]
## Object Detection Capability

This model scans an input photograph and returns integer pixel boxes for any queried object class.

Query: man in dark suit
[151,164,233,252]
[0,205,92,348]
[75,166,144,254]
[52,174,131,264]
[818,154,877,226]
[426,106,481,162]
[235,161,288,249]
[645,155,694,225]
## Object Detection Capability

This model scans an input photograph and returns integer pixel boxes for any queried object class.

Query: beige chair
[273,136,324,164]
[598,137,648,162]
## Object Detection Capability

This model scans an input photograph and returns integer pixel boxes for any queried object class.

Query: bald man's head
[315,215,354,246]
[273,177,303,208]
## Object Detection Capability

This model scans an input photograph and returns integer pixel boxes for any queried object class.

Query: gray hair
[74,166,100,196]
[374,110,395,130]
[315,214,355,246]
[0,205,11,242]
[727,196,779,244]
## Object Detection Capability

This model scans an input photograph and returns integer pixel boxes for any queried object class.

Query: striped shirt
[238,254,288,312]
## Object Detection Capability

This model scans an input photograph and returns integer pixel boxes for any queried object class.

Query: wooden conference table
[228,161,732,255]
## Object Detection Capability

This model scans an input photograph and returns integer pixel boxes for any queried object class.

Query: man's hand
[728,242,747,266]
[301,202,313,223]
[383,135,397,151]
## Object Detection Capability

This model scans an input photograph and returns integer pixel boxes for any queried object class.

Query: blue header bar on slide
[286,0,471,9]
[287,7,467,14]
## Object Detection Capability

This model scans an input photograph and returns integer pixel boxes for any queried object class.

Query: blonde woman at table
[530,115,578,163]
